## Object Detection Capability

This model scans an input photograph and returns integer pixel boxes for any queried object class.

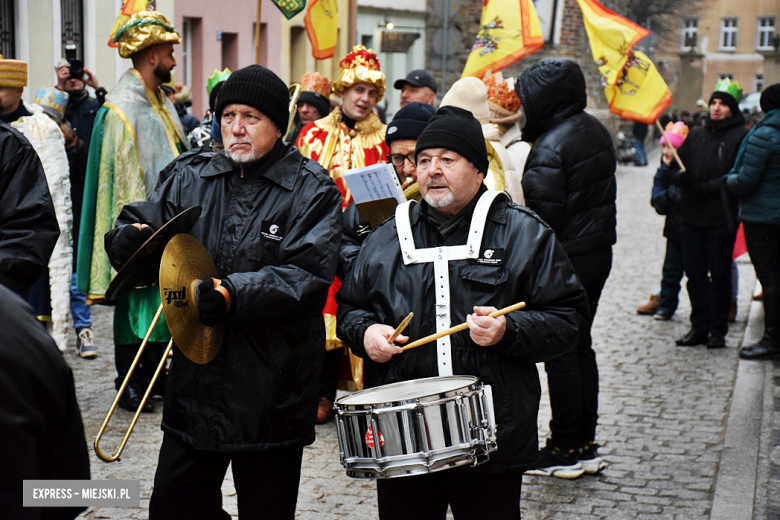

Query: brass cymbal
[159,234,223,364]
[105,206,202,302]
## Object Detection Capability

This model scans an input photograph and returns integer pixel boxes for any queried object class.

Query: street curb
[710,289,765,520]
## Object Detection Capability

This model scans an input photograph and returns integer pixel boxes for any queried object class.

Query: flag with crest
[577,0,672,123]
[461,0,544,79]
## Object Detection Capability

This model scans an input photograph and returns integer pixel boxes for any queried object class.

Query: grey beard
[225,146,259,164]
[424,190,455,208]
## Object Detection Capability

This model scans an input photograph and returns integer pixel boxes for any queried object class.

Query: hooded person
[668,78,748,350]
[726,83,780,360]
[296,46,391,419]
[439,76,518,202]
[518,58,617,479]
[76,10,190,413]
[336,105,590,519]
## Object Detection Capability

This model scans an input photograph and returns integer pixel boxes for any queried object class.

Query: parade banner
[108,0,150,48]
[304,0,339,59]
[272,0,307,20]
[461,0,544,79]
[577,0,672,124]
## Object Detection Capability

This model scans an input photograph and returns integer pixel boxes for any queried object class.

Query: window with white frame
[181,18,193,89]
[720,18,738,50]
[757,17,775,50]
[755,74,764,92]
[681,18,699,50]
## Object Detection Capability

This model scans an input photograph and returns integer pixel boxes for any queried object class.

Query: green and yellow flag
[272,0,307,20]
[462,0,544,79]
[304,0,338,59]
[577,0,672,123]
[108,0,148,48]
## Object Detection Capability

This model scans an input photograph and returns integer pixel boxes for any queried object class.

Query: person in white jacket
[439,76,525,205]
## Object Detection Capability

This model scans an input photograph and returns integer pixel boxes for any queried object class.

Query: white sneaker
[77,328,97,359]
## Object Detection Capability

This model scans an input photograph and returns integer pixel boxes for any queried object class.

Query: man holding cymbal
[336,106,590,519]
[104,65,342,519]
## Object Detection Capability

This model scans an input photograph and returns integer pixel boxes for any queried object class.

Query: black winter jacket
[651,163,682,243]
[337,190,590,473]
[517,59,617,262]
[106,142,342,452]
[0,284,90,520]
[0,122,59,295]
[670,114,747,228]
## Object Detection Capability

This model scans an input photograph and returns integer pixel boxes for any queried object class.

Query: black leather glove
[196,278,228,327]
[112,225,154,267]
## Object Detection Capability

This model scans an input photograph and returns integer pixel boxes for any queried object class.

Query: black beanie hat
[760,83,780,113]
[215,64,290,134]
[386,102,436,145]
[297,91,330,120]
[708,91,740,117]
[415,106,488,174]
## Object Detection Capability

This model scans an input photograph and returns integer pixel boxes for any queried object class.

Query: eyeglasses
[386,152,416,169]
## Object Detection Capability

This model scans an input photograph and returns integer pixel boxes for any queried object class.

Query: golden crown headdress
[301,72,332,98]
[333,45,385,102]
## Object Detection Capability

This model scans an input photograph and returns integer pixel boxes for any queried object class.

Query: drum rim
[335,375,481,407]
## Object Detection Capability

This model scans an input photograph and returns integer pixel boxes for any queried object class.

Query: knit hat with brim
[215,64,290,134]
[298,91,330,120]
[415,106,488,174]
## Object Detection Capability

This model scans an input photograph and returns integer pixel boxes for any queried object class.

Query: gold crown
[333,45,385,102]
[301,72,332,98]
[34,87,68,113]
[0,56,27,87]
[482,71,520,113]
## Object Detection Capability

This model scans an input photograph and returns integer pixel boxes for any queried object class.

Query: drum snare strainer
[334,375,498,479]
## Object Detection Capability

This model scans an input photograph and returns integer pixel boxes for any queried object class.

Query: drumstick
[401,302,526,351]
[388,312,413,344]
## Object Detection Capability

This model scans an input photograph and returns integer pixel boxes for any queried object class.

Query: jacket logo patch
[476,248,503,266]
[261,221,284,242]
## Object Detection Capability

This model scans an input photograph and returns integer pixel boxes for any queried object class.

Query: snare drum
[334,375,497,479]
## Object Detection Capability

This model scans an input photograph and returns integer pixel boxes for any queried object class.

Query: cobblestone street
[70,149,761,519]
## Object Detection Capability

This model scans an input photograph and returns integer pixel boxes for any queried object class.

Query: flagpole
[655,120,686,172]
[255,0,262,65]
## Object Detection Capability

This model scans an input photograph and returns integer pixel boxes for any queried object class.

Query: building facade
[656,0,779,112]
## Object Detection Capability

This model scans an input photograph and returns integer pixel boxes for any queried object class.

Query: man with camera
[55,57,105,150]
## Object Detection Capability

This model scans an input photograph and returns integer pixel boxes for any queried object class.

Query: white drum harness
[394,190,509,376]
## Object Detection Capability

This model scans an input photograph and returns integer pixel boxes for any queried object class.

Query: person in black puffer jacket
[669,87,748,349]
[518,58,617,478]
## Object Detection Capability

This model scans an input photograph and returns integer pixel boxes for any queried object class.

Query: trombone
[288,82,301,132]
[94,305,171,462]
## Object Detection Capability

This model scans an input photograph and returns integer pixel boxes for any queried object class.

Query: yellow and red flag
[304,0,338,60]
[461,0,544,79]
[577,0,672,124]
[108,0,149,48]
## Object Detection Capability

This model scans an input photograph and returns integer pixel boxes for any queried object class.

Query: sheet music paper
[343,163,406,205]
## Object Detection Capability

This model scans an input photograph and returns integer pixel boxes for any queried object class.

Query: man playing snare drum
[336,106,590,519]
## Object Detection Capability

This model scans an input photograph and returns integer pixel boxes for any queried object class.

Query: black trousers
[681,225,736,337]
[744,222,780,343]
[544,252,612,449]
[114,341,168,392]
[376,467,523,520]
[149,433,304,520]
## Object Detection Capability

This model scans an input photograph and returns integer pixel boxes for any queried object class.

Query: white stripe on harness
[395,190,509,375]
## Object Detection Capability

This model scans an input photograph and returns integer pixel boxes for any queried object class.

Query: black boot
[742,291,780,359]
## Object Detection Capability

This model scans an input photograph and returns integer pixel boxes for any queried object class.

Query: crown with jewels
[33,87,69,123]
[333,45,385,101]
[714,78,743,103]
[207,68,231,95]
[300,72,332,98]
